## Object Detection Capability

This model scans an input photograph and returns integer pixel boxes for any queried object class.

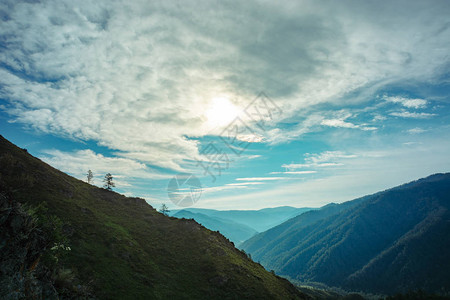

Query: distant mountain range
[0,135,305,299]
[241,173,450,295]
[171,206,314,245]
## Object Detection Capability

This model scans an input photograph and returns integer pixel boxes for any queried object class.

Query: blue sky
[1,0,450,210]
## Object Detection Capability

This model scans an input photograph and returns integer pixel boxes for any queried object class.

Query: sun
[205,97,240,128]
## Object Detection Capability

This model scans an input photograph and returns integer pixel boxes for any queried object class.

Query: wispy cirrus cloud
[383,95,428,109]
[280,163,343,169]
[407,127,428,134]
[281,151,357,171]
[236,177,285,181]
[321,118,377,131]
[226,182,264,186]
[390,111,436,119]
[321,119,359,129]
[270,171,317,175]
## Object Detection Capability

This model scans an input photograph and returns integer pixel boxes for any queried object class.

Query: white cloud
[383,95,428,109]
[236,177,285,181]
[201,184,249,194]
[403,142,422,146]
[40,149,172,185]
[270,171,317,175]
[0,0,448,174]
[226,182,264,186]
[407,127,427,134]
[321,119,359,129]
[236,134,265,143]
[390,111,436,119]
[281,163,343,169]
[265,113,324,144]
[372,114,387,122]
[320,112,377,131]
[305,151,357,164]
[279,151,356,173]
[200,139,450,209]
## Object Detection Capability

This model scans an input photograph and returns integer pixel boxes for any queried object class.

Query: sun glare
[205,97,240,128]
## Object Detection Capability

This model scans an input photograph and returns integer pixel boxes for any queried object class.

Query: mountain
[172,206,314,233]
[0,135,305,299]
[241,174,450,295]
[173,210,258,245]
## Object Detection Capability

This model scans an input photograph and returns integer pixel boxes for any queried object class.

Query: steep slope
[0,135,305,300]
[173,210,257,245]
[241,174,450,295]
[173,206,314,233]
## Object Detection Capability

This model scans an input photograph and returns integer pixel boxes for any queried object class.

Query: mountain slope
[241,174,450,295]
[173,210,258,245]
[0,135,305,299]
[240,200,365,257]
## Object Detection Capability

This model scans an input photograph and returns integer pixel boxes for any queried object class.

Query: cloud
[305,151,357,163]
[403,142,422,146]
[201,179,272,195]
[0,0,449,174]
[40,149,172,185]
[226,182,264,186]
[270,171,317,175]
[235,134,265,143]
[321,119,359,129]
[390,111,436,119]
[265,113,324,144]
[280,151,356,172]
[372,114,387,122]
[383,95,427,109]
[320,112,377,131]
[280,163,343,169]
[200,138,450,209]
[236,177,285,181]
[201,184,252,194]
[407,127,427,134]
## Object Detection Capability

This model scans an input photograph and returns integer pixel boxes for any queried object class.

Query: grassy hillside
[0,135,305,299]
[241,174,450,295]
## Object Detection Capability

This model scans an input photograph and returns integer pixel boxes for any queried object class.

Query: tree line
[86,170,115,190]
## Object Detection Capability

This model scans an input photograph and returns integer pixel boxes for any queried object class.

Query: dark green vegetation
[1,192,93,298]
[0,135,306,299]
[241,173,450,296]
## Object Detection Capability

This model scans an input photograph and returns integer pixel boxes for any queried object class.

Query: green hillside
[0,135,305,299]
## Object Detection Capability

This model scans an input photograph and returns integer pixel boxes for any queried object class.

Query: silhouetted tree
[87,170,93,184]
[103,173,115,190]
[159,204,170,216]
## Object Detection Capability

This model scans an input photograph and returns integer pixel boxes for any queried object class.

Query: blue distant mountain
[171,206,314,245]
[173,210,258,245]
[241,173,450,295]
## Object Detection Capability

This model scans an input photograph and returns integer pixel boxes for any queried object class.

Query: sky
[1,0,450,210]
